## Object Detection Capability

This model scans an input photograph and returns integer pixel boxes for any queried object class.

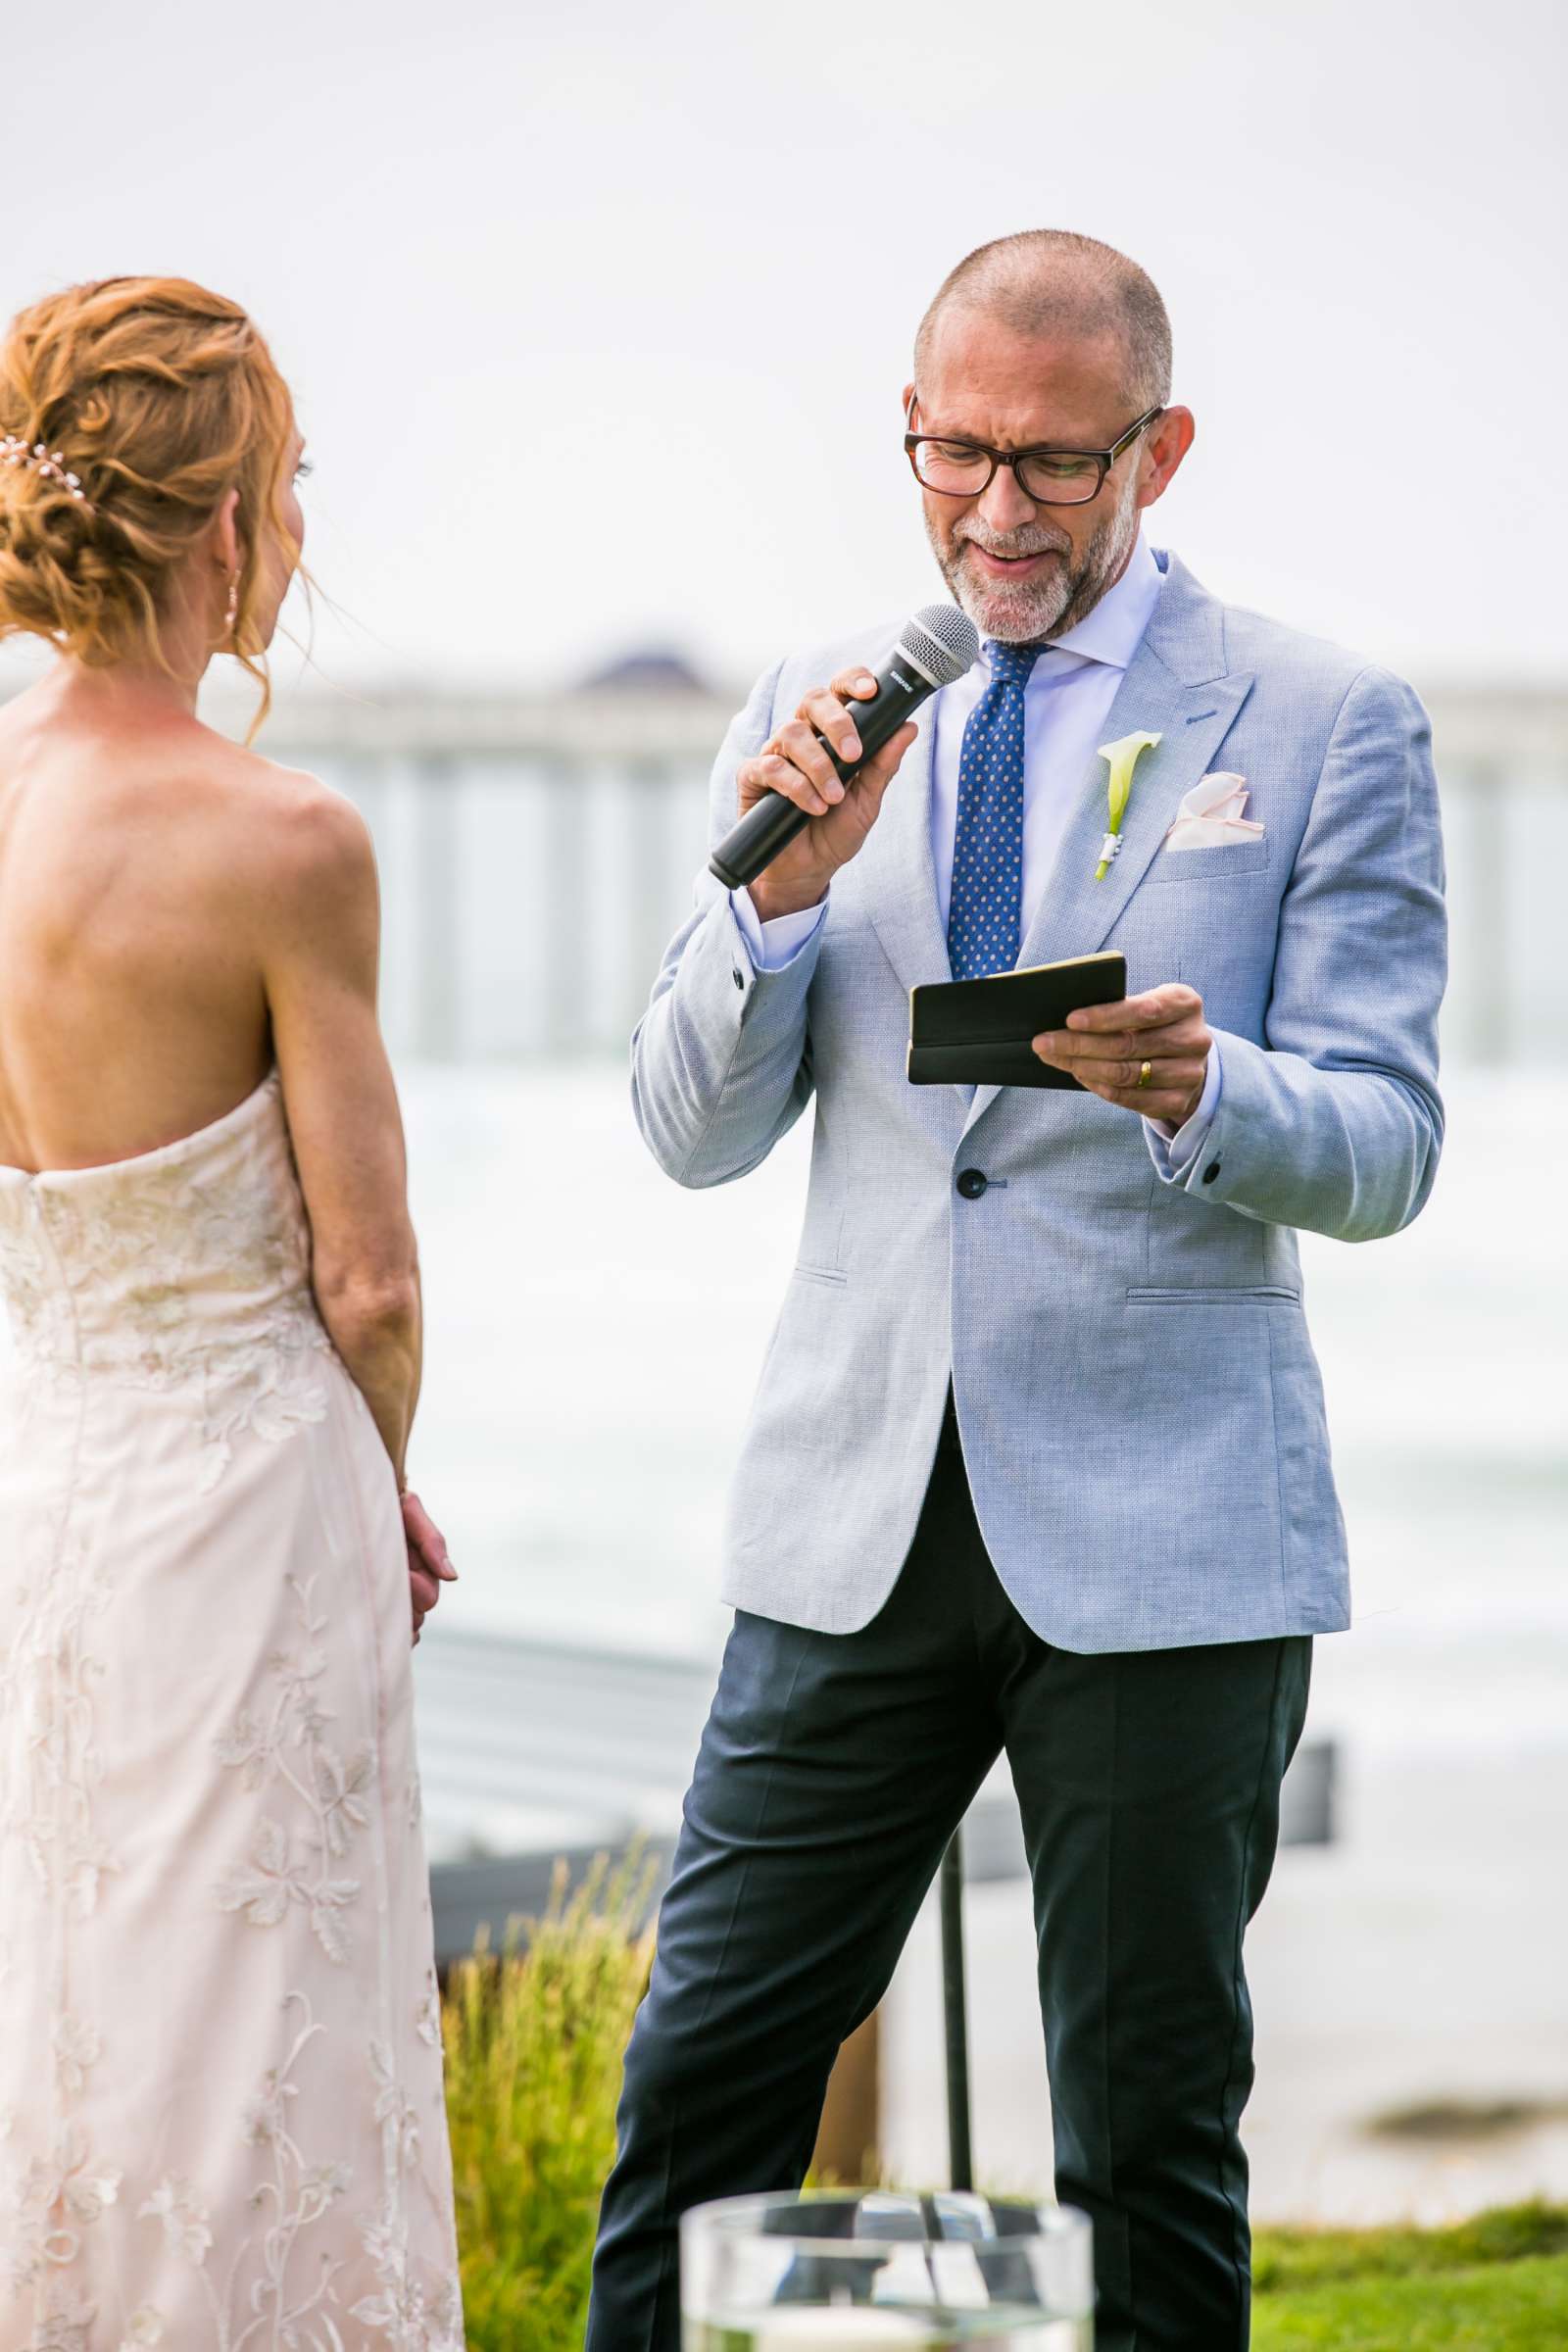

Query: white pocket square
[1163,772,1265,853]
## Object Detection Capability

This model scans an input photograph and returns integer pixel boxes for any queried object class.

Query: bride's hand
[402,1489,458,1645]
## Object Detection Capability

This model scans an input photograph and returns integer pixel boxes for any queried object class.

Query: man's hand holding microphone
[738,668,921,923]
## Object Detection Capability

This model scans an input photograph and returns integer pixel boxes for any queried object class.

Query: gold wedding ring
[1136,1060,1153,1089]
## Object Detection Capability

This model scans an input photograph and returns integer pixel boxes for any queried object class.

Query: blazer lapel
[961,555,1254,1137]
[862,713,952,998]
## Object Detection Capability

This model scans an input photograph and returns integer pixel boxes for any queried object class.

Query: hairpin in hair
[0,435,87,500]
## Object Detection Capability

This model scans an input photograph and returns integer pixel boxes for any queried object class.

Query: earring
[224,569,240,645]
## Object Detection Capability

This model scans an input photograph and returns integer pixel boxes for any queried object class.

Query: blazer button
[1201,1158,1222,1185]
[732,968,746,992]
[956,1168,988,1200]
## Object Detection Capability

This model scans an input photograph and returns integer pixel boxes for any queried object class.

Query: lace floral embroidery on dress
[8,2120,122,2285]
[0,1075,334,1494]
[215,1573,371,1964]
[0,1520,125,2331]
[125,1994,354,2351]
[1,1527,122,1927]
[0,1195,79,1377]
[354,2034,465,2349]
[107,2007,463,2350]
[416,1970,442,2051]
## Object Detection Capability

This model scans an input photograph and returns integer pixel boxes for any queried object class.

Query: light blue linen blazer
[630,551,1446,1653]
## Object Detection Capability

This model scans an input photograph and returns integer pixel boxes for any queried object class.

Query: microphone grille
[900,602,981,687]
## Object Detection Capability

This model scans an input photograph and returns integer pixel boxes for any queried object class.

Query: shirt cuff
[1145,1037,1224,1180]
[729,887,829,972]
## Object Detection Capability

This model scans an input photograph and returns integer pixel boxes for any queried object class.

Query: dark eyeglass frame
[903,402,1165,506]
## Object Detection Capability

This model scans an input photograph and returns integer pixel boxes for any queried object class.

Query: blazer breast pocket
[1143,837,1273,885]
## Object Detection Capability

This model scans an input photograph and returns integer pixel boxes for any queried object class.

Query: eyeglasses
[904,404,1164,507]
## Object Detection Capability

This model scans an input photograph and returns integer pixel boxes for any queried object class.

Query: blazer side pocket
[793,1262,849,1288]
[1127,1284,1300,1304]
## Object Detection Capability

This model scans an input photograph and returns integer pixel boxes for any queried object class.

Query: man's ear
[901,381,917,424]
[1135,407,1195,513]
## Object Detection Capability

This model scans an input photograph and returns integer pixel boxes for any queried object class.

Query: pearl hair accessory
[1,434,87,500]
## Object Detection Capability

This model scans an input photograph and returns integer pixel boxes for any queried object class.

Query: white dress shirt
[730,532,1222,1172]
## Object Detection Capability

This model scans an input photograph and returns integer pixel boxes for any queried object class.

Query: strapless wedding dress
[0,1071,463,2351]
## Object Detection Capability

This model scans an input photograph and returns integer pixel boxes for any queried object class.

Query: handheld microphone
[708,603,981,892]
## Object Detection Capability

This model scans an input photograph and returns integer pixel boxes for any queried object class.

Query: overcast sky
[2,0,1563,698]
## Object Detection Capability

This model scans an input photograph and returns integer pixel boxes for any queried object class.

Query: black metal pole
[939,1829,973,2192]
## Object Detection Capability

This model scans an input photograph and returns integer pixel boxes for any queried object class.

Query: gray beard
[927,480,1139,647]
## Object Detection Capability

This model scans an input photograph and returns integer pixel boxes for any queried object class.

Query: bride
[0,278,464,2349]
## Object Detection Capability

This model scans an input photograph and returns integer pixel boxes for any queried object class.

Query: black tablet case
[907,952,1128,1090]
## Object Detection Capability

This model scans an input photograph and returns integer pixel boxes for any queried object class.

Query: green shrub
[443,1850,656,2352]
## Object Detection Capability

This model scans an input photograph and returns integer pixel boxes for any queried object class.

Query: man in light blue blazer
[589,229,1446,2352]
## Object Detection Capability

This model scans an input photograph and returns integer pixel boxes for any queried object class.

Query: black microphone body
[708,605,980,893]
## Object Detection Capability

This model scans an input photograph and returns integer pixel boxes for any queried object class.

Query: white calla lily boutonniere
[1094,730,1162,880]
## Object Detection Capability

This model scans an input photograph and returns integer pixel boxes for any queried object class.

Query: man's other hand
[1032,983,1212,1128]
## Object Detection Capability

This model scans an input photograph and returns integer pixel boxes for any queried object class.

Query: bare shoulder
[209,742,377,932]
[251,756,373,874]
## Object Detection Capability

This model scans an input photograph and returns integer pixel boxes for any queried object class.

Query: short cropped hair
[913,229,1172,410]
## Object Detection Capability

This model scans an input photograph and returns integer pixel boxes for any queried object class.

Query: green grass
[1254,2204,1568,2350]
[1255,2201,1568,2293]
[1254,2252,1568,2349]
[438,1866,1568,2349]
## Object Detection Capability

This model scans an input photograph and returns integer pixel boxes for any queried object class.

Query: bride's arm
[257,776,421,1485]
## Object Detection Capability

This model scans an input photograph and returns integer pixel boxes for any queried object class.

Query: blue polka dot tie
[947,640,1042,981]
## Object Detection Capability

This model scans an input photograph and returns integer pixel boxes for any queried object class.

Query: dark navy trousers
[587,1404,1311,2351]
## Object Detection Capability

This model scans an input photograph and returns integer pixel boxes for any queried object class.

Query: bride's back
[0,275,312,1174]
[0,697,301,1174]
